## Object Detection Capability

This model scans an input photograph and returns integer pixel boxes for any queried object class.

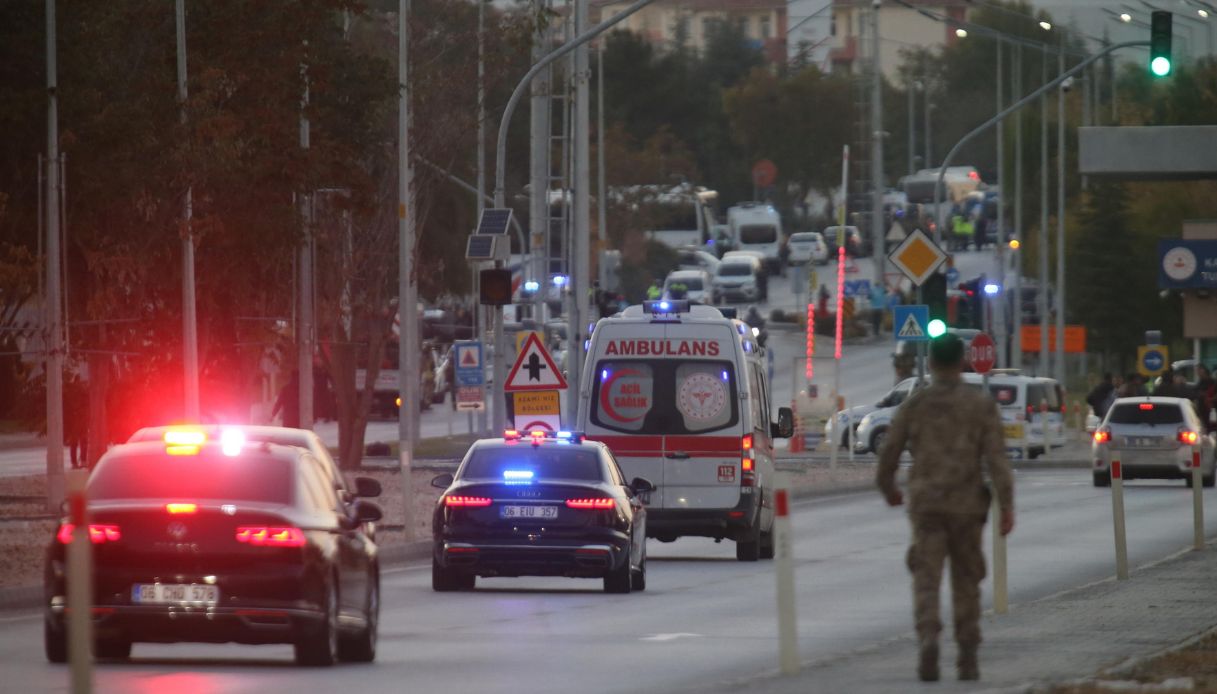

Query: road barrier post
[1192,444,1205,551]
[992,491,1008,614]
[773,479,799,675]
[66,468,93,692]
[1111,456,1128,580]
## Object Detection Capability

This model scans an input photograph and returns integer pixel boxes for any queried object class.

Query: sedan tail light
[444,495,493,508]
[235,527,306,547]
[565,498,616,510]
[56,524,121,545]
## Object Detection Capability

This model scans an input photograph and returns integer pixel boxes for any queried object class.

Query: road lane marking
[640,632,702,642]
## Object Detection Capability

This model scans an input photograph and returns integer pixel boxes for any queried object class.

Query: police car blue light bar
[642,299,690,314]
[983,282,1000,296]
[555,431,585,443]
[551,275,569,287]
[523,280,540,293]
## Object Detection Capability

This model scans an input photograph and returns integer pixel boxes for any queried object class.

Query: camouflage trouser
[906,512,987,647]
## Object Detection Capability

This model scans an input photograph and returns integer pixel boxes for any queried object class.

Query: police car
[44,428,382,666]
[430,430,652,593]
[577,301,793,561]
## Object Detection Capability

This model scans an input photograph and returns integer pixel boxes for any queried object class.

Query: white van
[726,203,782,274]
[577,301,794,561]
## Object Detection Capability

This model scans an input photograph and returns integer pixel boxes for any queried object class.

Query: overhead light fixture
[955,28,968,38]
[1119,12,1132,22]
[1039,20,1053,31]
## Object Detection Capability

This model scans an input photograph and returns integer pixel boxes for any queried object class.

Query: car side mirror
[773,407,794,439]
[353,476,382,498]
[431,472,455,489]
[630,477,656,494]
[353,500,383,524]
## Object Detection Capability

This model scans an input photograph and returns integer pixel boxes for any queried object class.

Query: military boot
[957,643,979,681]
[918,638,940,682]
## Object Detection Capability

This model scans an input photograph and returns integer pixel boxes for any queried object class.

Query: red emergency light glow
[444,495,493,507]
[806,303,815,382]
[235,526,306,547]
[565,498,616,510]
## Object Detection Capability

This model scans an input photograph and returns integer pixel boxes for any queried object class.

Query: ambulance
[576,300,794,561]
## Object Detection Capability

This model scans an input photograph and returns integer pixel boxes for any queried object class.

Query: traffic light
[927,319,947,338]
[923,271,948,324]
[1150,10,1172,77]
[479,268,513,306]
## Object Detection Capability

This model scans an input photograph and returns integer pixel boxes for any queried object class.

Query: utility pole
[870,0,885,289]
[44,0,65,511]
[298,49,315,430]
[529,3,549,331]
[995,40,1006,367]
[923,70,932,169]
[1055,39,1066,386]
[569,0,591,421]
[477,0,485,217]
[1038,53,1049,376]
[597,39,607,246]
[398,0,418,538]
[1011,43,1023,372]
[175,0,199,423]
[907,80,918,175]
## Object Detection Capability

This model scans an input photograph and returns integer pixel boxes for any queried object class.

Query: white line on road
[640,633,702,642]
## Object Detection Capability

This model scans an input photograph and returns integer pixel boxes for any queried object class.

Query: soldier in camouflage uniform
[876,334,1015,682]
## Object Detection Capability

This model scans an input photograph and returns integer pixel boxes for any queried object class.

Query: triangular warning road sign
[897,313,925,339]
[504,333,569,392]
[460,348,478,367]
[886,221,907,243]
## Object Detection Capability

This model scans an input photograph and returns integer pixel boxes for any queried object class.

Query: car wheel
[630,550,647,592]
[759,524,775,560]
[870,428,888,455]
[604,544,633,594]
[338,571,378,663]
[432,556,475,592]
[44,619,66,664]
[295,579,338,667]
[94,637,132,660]
[736,523,761,562]
[1093,471,1111,487]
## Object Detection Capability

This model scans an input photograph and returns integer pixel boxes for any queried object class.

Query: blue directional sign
[843,279,872,298]
[454,340,485,386]
[946,267,960,285]
[1139,345,1168,377]
[893,304,930,342]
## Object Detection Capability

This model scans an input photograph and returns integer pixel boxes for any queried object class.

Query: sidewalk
[711,543,1217,694]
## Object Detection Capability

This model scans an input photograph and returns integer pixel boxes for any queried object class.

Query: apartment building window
[737,16,749,36]
[760,16,771,39]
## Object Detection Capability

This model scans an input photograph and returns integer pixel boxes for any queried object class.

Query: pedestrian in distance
[1086,372,1117,420]
[876,333,1015,683]
[271,369,301,429]
[646,280,662,301]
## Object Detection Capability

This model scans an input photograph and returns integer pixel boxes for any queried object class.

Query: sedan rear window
[1108,403,1185,425]
[89,451,293,504]
[718,263,752,277]
[462,447,603,481]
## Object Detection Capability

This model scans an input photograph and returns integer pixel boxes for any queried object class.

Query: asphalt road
[4,468,1216,693]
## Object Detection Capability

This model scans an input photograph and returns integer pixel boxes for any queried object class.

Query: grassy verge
[1045,630,1217,692]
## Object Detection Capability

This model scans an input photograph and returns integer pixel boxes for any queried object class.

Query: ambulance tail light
[741,435,756,487]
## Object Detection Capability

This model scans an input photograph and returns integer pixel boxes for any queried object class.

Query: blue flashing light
[503,470,535,481]
[706,239,715,247]
[601,369,610,382]
[556,431,573,440]
[983,283,1000,296]
[523,280,540,293]
[551,275,569,287]
[721,370,729,381]
[737,324,746,335]
[584,339,591,352]
[658,301,671,311]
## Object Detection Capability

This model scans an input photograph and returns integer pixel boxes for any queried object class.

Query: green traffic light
[1150,56,1171,77]
[927,319,947,338]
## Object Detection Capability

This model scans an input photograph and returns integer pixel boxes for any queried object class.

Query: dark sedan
[431,430,653,594]
[44,435,382,666]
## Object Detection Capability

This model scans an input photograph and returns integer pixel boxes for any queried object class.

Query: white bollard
[66,469,93,692]
[1111,456,1128,580]
[992,495,1007,614]
[773,480,799,675]
[1192,444,1205,552]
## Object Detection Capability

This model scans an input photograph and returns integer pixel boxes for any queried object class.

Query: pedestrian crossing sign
[893,304,930,342]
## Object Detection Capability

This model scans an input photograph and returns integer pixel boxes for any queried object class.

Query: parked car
[787,231,829,266]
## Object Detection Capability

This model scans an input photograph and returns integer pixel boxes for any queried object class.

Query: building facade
[594,0,788,64]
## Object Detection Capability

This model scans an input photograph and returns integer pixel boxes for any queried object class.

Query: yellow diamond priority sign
[888,228,948,287]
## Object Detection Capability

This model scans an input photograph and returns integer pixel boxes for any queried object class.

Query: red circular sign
[751,159,778,188]
[969,332,996,374]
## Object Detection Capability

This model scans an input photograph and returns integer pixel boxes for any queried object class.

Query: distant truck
[726,203,782,274]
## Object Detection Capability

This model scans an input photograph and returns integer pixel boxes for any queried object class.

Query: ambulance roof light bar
[642,300,691,315]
